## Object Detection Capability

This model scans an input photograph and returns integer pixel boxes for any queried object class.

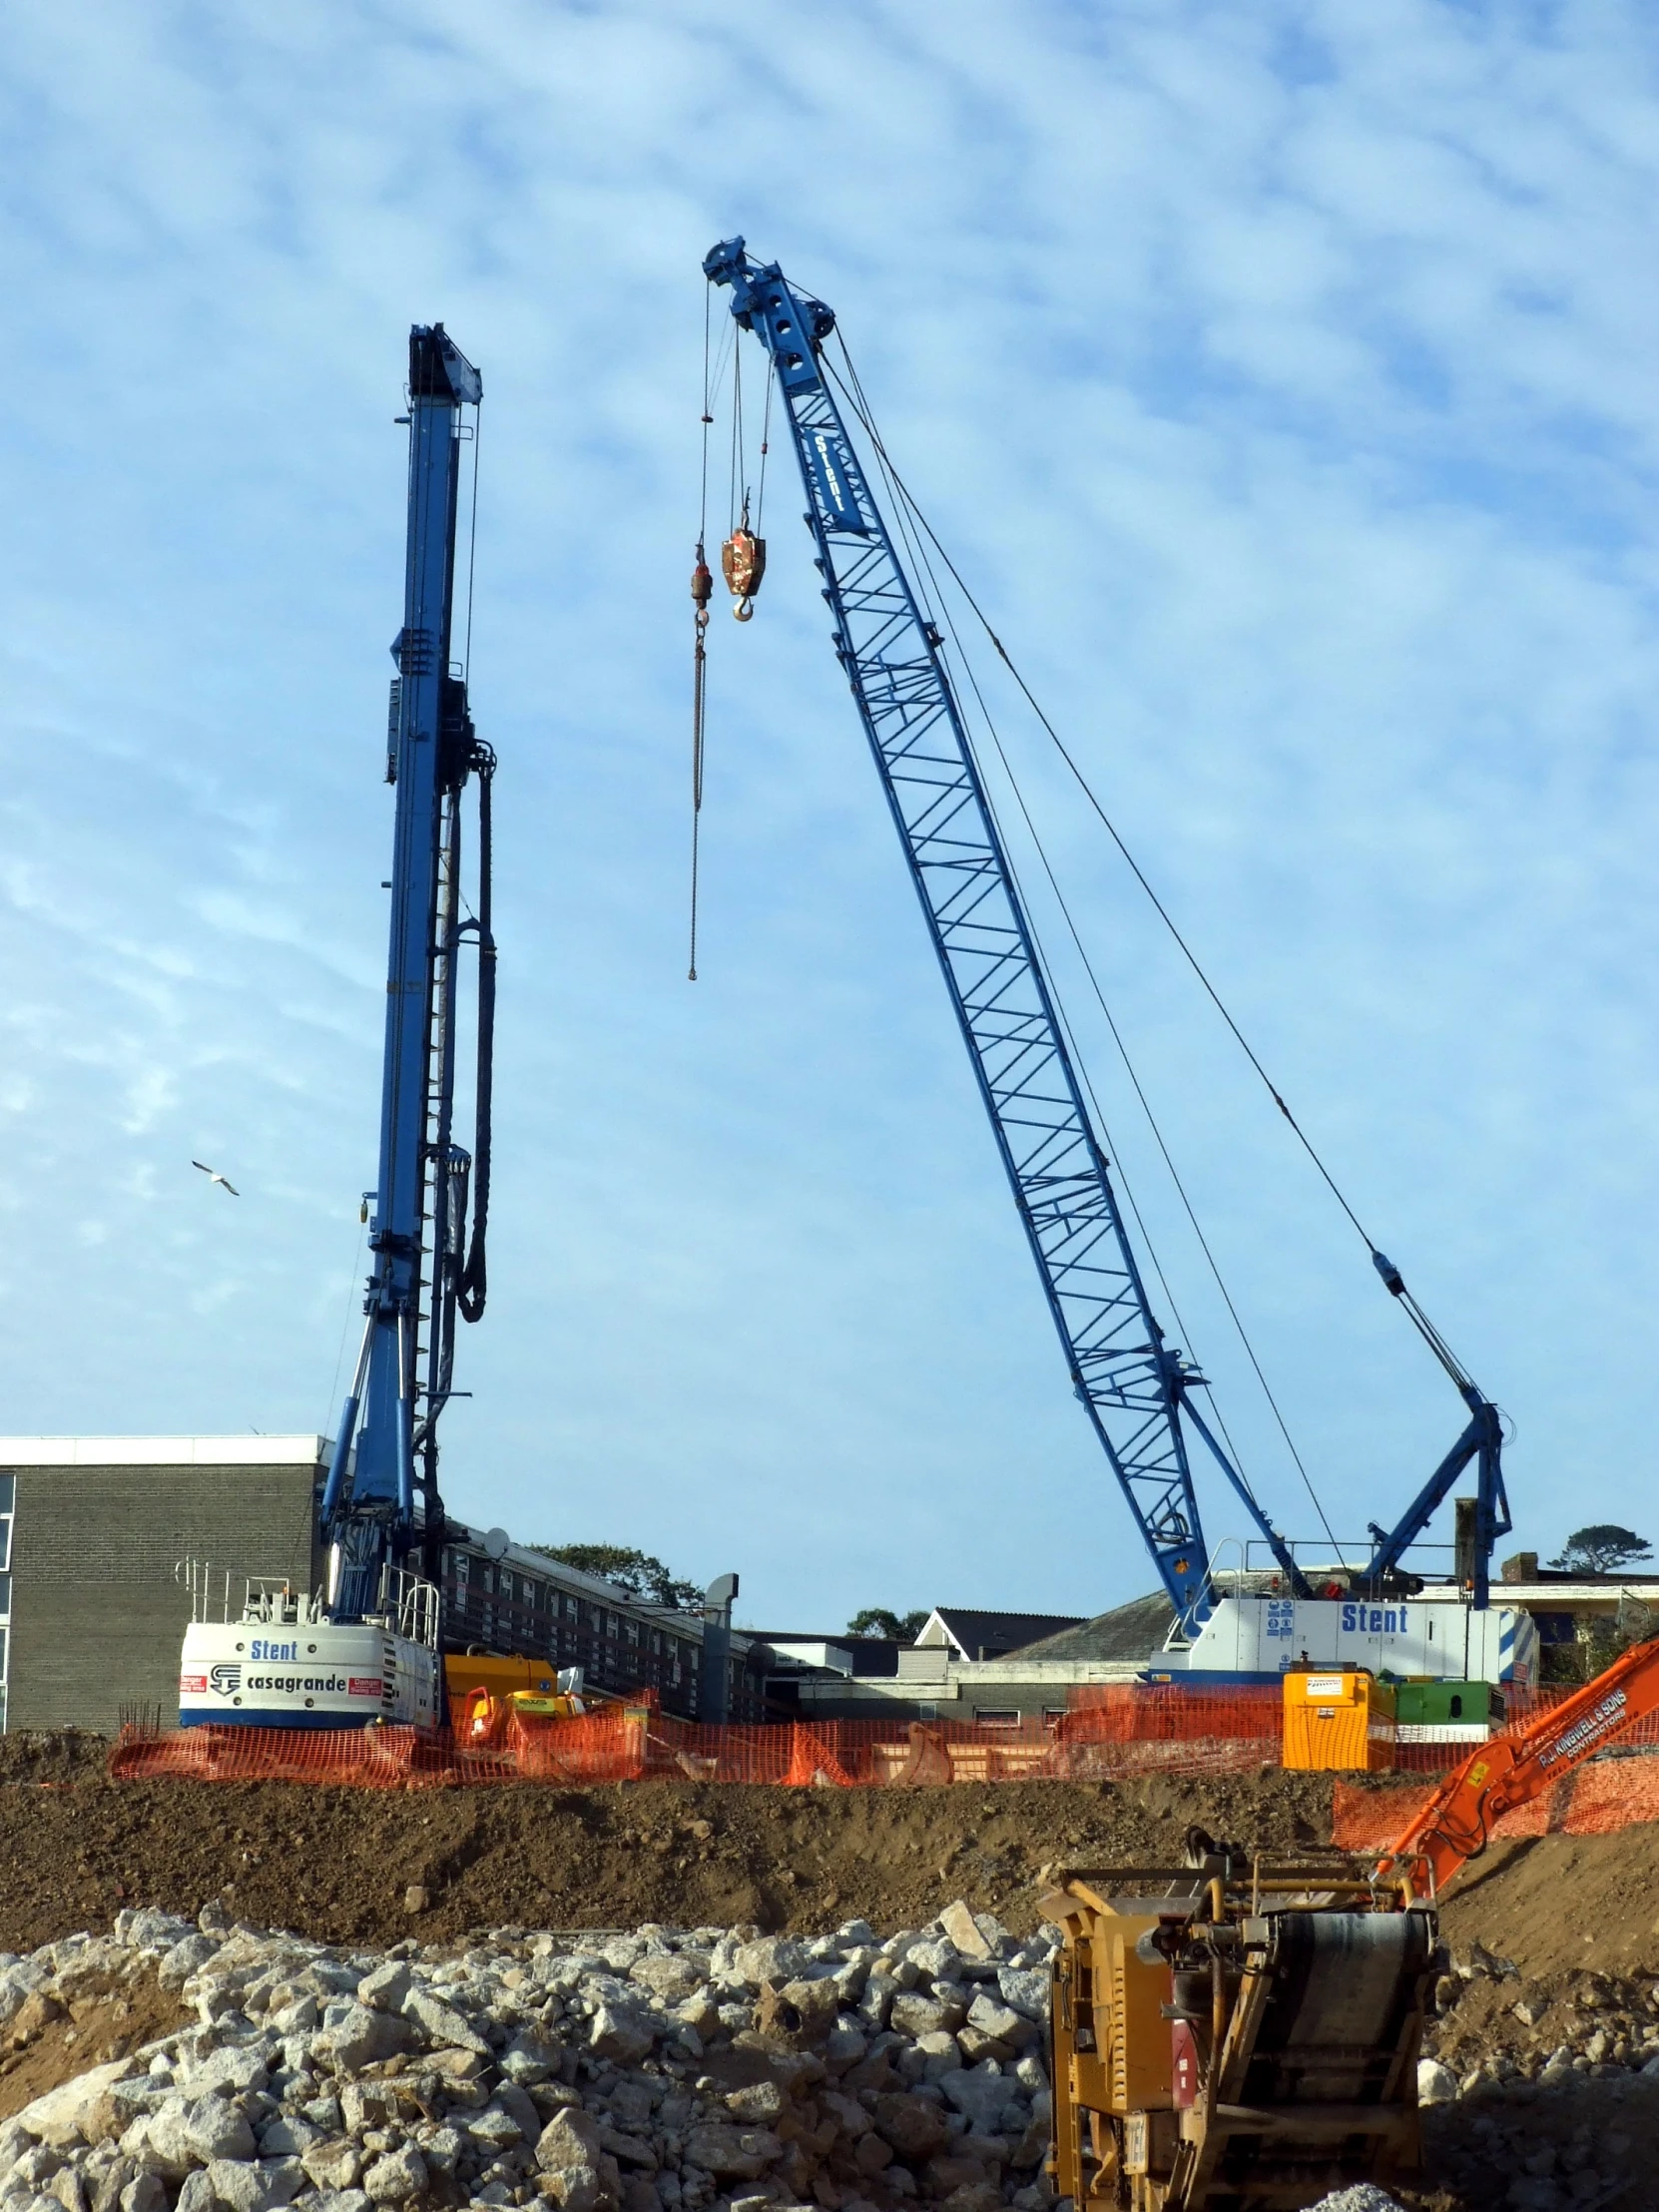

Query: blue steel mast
[705,241,1311,1631]
[320,324,495,1624]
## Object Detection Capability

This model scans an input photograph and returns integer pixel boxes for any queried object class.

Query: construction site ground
[8,1736,1659,2208]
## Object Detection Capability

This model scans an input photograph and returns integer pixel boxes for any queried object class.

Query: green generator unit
[1393,1678,1497,1740]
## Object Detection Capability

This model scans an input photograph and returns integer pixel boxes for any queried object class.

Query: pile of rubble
[1420,1944,1659,2097]
[1413,1947,1659,2211]
[0,1902,1060,2212]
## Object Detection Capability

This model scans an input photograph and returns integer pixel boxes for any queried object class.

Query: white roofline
[0,1436,328,1467]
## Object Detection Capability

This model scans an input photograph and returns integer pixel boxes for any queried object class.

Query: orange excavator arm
[1381,1635,1659,1897]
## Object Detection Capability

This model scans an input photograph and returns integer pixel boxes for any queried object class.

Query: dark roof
[930,1608,1087,1661]
[1010,1589,1177,1663]
[748,1634,902,1677]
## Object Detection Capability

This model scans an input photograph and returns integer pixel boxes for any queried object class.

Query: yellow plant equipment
[1045,1833,1437,2210]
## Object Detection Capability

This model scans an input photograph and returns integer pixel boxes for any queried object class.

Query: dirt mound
[0,1766,1334,1953]
[1437,1829,1659,1982]
[0,1963,187,2122]
[0,1733,111,1787]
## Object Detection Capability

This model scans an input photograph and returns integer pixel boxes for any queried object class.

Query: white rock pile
[0,1900,1059,2212]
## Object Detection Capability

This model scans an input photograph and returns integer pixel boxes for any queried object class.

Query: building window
[974,1709,1021,1728]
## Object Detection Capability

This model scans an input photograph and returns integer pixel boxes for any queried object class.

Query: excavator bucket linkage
[1045,1832,1440,2211]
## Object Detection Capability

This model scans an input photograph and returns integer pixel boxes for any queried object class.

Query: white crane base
[180,1620,439,1730]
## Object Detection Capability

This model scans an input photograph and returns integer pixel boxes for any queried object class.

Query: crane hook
[722,514,766,622]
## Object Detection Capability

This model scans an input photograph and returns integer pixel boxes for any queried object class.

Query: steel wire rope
[839,352,1347,1565]
[460,400,481,680]
[857,403,1290,1535]
[845,388,1269,1520]
[729,333,745,535]
[827,340,1482,1404]
[756,359,774,530]
[323,1214,368,1441]
[690,290,719,981]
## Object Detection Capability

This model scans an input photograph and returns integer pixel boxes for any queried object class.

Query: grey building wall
[7,1453,322,1735]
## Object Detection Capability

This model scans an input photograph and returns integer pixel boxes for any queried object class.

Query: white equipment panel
[1158,1595,1537,1686]
[180,1621,439,1729]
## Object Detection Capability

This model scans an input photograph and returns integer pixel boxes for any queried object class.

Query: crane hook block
[692,548,714,615]
[722,528,766,621]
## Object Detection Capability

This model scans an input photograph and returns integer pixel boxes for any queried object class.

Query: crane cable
[828,342,1483,1406]
[690,288,715,981]
[456,745,494,1325]
[843,371,1343,1562]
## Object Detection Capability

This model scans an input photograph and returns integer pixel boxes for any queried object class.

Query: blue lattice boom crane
[180,324,495,1729]
[704,238,1509,1629]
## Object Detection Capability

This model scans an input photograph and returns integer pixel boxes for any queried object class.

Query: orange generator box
[1282,1665,1396,1772]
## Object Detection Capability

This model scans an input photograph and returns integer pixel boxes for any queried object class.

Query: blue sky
[3,2,1658,1633]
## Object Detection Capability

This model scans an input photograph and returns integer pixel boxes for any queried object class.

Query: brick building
[0,1436,761,1734]
[439,1525,765,1720]
[0,1436,321,1735]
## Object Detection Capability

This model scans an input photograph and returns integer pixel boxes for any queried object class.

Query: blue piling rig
[704,238,1509,1626]
[320,324,495,1625]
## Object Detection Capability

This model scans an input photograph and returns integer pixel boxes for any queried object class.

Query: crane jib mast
[704,237,1510,1625]
[179,324,494,1734]
[704,240,1316,1632]
[321,322,495,1624]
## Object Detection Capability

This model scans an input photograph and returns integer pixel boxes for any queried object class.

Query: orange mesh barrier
[114,1703,1274,1789]
[1055,1685,1282,1778]
[109,1722,520,1789]
[1333,1752,1659,1854]
[119,1681,1659,1797]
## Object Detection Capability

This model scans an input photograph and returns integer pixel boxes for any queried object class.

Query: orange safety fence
[1332,1751,1659,1855]
[113,1677,1659,1798]
[109,1722,521,1789]
[112,1701,1284,1790]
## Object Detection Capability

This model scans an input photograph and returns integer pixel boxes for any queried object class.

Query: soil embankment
[0,1737,1334,1953]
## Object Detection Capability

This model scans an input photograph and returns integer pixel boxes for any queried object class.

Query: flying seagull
[192,1160,240,1197]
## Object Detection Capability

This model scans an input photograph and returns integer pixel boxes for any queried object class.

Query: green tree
[527,1543,704,1609]
[1547,1525,1654,1576]
[846,1607,931,1641]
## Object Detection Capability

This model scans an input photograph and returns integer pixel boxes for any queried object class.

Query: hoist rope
[845,375,1274,1514]
[756,363,773,531]
[456,749,494,1325]
[700,282,713,546]
[690,289,715,982]
[828,342,1482,1407]
[729,333,745,533]
[460,403,481,679]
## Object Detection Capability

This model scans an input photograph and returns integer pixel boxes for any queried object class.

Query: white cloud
[0,0,1655,1626]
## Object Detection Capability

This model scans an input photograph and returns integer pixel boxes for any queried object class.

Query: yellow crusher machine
[1045,1830,1440,2210]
